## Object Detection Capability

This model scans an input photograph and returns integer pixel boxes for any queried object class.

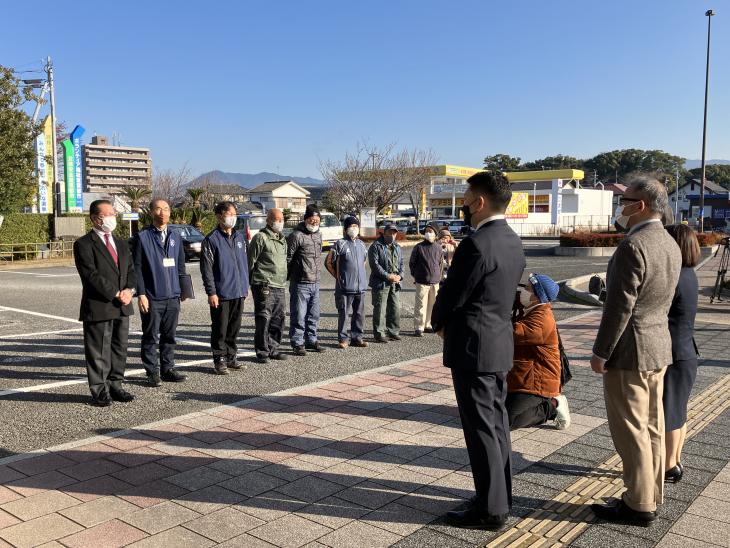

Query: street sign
[121,212,139,221]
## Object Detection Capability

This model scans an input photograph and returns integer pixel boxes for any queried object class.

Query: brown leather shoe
[351,339,368,348]
[338,341,349,349]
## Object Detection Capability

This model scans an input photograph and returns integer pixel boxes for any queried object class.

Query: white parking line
[0,328,84,340]
[0,271,77,277]
[0,306,81,324]
[0,351,256,398]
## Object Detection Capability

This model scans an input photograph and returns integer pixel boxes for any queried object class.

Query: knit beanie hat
[425,223,438,234]
[304,205,320,220]
[343,216,359,230]
[529,273,560,303]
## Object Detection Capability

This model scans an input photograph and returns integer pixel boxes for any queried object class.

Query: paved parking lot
[0,245,606,457]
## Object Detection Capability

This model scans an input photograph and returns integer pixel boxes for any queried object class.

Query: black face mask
[461,204,473,227]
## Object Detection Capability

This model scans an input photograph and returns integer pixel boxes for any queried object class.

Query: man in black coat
[73,199,136,407]
[431,171,526,529]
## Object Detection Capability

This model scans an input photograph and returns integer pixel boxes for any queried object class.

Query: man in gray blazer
[590,175,682,526]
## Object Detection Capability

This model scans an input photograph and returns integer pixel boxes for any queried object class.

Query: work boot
[213,357,229,375]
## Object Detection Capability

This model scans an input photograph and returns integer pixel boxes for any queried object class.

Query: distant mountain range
[188,170,325,188]
[684,159,730,169]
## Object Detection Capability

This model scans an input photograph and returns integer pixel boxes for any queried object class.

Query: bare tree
[320,143,438,218]
[151,163,191,206]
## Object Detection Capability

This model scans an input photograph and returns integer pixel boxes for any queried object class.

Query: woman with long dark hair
[663,224,700,483]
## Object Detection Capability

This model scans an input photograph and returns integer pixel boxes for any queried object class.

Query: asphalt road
[0,243,606,457]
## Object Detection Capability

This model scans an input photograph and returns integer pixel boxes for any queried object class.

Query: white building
[671,178,725,222]
[506,170,614,235]
[247,180,311,214]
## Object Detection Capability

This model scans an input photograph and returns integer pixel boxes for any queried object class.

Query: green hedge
[560,230,724,248]
[0,213,51,243]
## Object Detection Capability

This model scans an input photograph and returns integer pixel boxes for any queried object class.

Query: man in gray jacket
[590,175,682,526]
[287,205,325,355]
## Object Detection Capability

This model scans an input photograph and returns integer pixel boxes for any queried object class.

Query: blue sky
[4,1,728,178]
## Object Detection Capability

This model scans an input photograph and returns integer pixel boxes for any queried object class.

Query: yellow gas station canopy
[428,165,585,183]
[505,169,585,182]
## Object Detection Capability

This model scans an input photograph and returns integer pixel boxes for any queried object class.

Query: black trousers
[451,369,512,515]
[83,316,129,399]
[506,392,557,430]
[141,297,180,376]
[210,297,244,360]
[252,285,285,359]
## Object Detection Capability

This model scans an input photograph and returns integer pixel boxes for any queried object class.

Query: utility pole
[675,166,680,221]
[45,56,60,230]
[699,9,715,232]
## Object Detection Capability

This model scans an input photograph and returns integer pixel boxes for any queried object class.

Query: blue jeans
[289,282,320,347]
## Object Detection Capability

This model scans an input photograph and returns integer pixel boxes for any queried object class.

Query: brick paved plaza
[0,257,728,547]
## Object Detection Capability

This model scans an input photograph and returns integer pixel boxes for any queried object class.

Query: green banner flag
[61,139,75,212]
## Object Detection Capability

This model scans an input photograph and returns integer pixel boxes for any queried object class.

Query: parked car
[318,211,343,249]
[168,224,205,261]
[234,213,268,242]
[447,219,467,238]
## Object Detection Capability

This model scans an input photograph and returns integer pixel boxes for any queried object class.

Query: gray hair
[626,174,669,214]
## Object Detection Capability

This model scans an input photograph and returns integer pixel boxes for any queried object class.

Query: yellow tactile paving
[487,372,730,547]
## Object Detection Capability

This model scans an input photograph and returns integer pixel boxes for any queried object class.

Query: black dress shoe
[445,507,507,530]
[292,346,307,356]
[591,499,656,526]
[161,370,187,383]
[414,330,423,337]
[256,356,269,364]
[373,336,388,344]
[110,389,135,403]
[91,395,112,407]
[665,465,683,483]
[305,342,325,353]
[147,373,162,387]
[388,333,402,341]
[269,353,288,361]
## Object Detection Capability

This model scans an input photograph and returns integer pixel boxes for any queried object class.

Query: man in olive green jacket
[248,208,288,363]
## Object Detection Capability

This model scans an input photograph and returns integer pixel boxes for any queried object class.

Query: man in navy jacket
[201,201,250,375]
[432,171,526,530]
[131,199,188,386]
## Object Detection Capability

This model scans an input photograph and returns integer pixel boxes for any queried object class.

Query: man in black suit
[73,199,136,407]
[431,171,526,530]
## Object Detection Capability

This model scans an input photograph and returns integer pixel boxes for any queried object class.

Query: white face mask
[613,202,639,230]
[518,287,532,308]
[100,215,117,233]
[271,221,284,233]
[223,216,236,229]
[424,232,436,242]
[346,227,359,238]
[305,223,319,233]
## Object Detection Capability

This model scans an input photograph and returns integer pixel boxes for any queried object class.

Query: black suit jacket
[431,219,526,373]
[73,231,136,322]
[668,266,699,362]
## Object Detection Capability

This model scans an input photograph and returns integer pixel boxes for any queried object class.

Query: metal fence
[509,216,613,236]
[0,241,76,262]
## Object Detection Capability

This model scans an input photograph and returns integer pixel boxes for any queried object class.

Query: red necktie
[104,233,119,266]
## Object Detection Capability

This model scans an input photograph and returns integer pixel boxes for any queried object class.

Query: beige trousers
[603,366,667,512]
[413,283,439,331]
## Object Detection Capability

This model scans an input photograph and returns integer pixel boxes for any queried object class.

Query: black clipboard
[180,273,195,300]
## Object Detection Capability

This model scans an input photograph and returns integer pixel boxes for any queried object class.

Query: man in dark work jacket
[431,171,526,530]
[73,199,136,407]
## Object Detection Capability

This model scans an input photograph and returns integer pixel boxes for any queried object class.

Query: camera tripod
[710,237,730,303]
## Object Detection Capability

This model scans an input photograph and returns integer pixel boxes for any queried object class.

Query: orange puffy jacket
[507,303,561,398]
